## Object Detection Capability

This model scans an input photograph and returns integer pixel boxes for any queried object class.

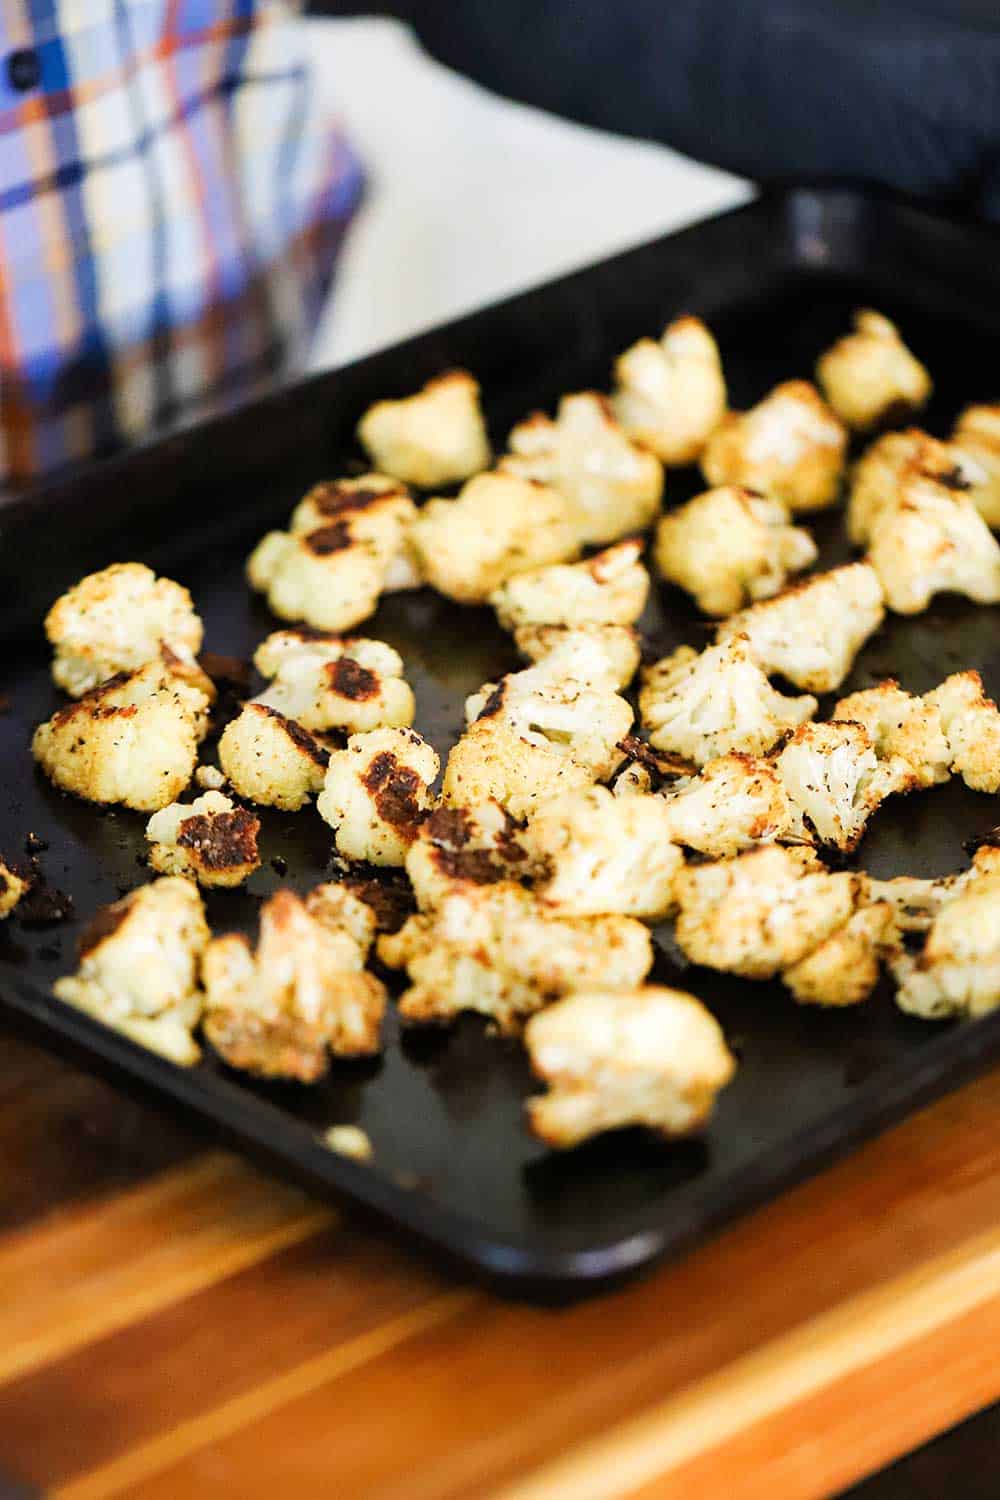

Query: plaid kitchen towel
[0,1,363,482]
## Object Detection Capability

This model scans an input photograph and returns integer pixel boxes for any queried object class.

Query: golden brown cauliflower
[890,861,1000,1020]
[701,380,847,513]
[612,315,727,465]
[44,562,204,699]
[639,635,816,766]
[409,472,578,604]
[846,428,925,546]
[653,486,817,617]
[716,562,885,693]
[952,404,1000,528]
[657,753,796,859]
[356,370,490,488]
[252,629,415,734]
[525,985,736,1148]
[925,671,1000,793]
[145,791,261,887]
[783,902,896,1007]
[318,727,439,866]
[0,858,31,919]
[405,802,528,912]
[489,538,648,630]
[816,310,931,432]
[203,888,386,1080]
[775,721,914,852]
[832,679,952,790]
[217,703,328,810]
[498,392,663,544]
[32,662,211,812]
[442,715,596,822]
[513,623,642,690]
[54,877,209,1065]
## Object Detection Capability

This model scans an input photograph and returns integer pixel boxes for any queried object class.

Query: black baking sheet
[2,188,999,1297]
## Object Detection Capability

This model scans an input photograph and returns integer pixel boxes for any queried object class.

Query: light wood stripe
[53,1290,477,1500]
[498,1224,1000,1500]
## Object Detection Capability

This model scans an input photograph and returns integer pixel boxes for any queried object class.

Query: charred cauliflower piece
[32,663,210,812]
[218,704,328,810]
[716,562,886,693]
[701,380,847,513]
[783,902,896,1007]
[378,882,653,1033]
[356,370,490,488]
[925,671,1000,793]
[252,629,415,734]
[145,791,260,887]
[952,404,1000,528]
[522,785,683,921]
[658,753,796,859]
[44,562,204,699]
[248,476,419,632]
[612,315,727,465]
[409,472,578,604]
[513,623,642,691]
[833,680,952,789]
[891,862,1000,1020]
[318,727,439,866]
[489,539,648,630]
[525,985,735,1148]
[499,393,663,545]
[639,636,816,766]
[0,858,31,919]
[775,721,913,852]
[816,310,931,432]
[653,486,817,617]
[203,888,386,1080]
[54,878,209,1065]
[405,802,528,912]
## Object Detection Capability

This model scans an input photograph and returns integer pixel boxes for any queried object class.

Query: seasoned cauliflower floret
[925,671,1000,793]
[816,310,931,432]
[891,864,1000,1020]
[658,753,796,859]
[318,727,439,866]
[248,476,419,631]
[499,392,663,545]
[522,785,683,921]
[145,791,260,887]
[356,370,490,488]
[952,404,1000,528]
[525,985,736,1148]
[489,539,648,631]
[409,473,578,604]
[832,680,951,789]
[513,623,641,690]
[639,635,816,766]
[654,486,817,617]
[44,562,204,699]
[405,802,528,912]
[0,857,31,919]
[612,315,727,465]
[716,562,885,693]
[252,629,415,734]
[775,721,913,852]
[783,902,895,1007]
[378,882,653,1033]
[54,878,209,1065]
[203,888,386,1080]
[846,428,925,546]
[701,380,847,513]
[443,716,596,822]
[32,662,210,812]
[218,704,328,810]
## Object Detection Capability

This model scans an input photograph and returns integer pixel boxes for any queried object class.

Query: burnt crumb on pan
[310,482,397,518]
[616,735,696,786]
[199,652,252,691]
[76,897,129,955]
[177,806,260,871]
[304,521,353,556]
[24,832,49,854]
[361,751,425,832]
[343,870,415,934]
[256,705,330,766]
[271,856,288,877]
[18,881,74,930]
[327,656,378,701]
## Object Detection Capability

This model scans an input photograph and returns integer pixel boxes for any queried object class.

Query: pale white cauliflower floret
[318,727,439,866]
[952,404,1000,528]
[405,802,529,912]
[639,635,816,766]
[925,671,1000,793]
[498,392,663,545]
[513,623,641,690]
[44,562,204,698]
[489,539,649,631]
[869,847,1000,934]
[832,680,952,789]
[524,985,736,1148]
[775,721,914,852]
[657,753,797,859]
[356,369,490,488]
[653,486,817,617]
[701,380,847,513]
[409,473,578,604]
[783,902,896,1008]
[218,704,328,810]
[612,315,727,465]
[32,662,211,812]
[522,785,683,921]
[203,887,386,1080]
[145,791,260,887]
[891,862,1000,1020]
[54,878,209,1065]
[252,629,415,734]
[0,857,30,919]
[816,310,931,432]
[716,562,886,693]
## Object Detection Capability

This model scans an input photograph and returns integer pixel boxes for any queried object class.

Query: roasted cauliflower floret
[891,864,1000,1020]
[653,486,817,617]
[202,888,386,1080]
[658,753,796,859]
[409,473,578,604]
[44,562,204,699]
[639,635,816,766]
[952,404,1000,528]
[489,539,648,631]
[499,393,663,545]
[832,680,952,789]
[0,857,31,919]
[846,428,925,546]
[525,985,736,1148]
[145,791,260,887]
[303,880,379,958]
[612,315,727,465]
[783,902,895,1007]
[701,380,847,513]
[716,562,886,693]
[248,476,419,631]
[513,623,641,690]
[252,629,415,734]
[775,721,913,852]
[868,850,1000,935]
[318,727,439,866]
[378,882,653,1033]
[816,310,931,432]
[522,785,682,921]
[218,704,328,810]
[53,878,209,1065]
[356,370,490,488]
[405,802,528,912]
[32,663,210,812]
[925,671,1000,793]
[442,716,596,822]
